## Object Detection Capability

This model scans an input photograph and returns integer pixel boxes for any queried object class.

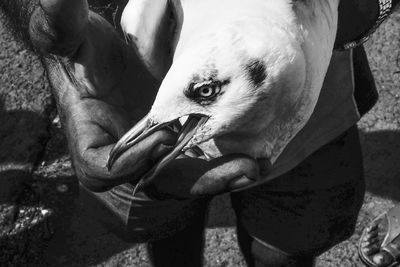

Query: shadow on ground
[0,96,46,202]
[361,129,400,201]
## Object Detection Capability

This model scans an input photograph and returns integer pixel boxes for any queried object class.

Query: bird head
[109,0,340,188]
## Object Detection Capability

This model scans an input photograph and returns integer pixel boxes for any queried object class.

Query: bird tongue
[107,115,208,194]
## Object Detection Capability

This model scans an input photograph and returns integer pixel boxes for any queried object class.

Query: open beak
[107,114,208,194]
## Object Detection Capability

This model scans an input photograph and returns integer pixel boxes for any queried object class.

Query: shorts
[80,125,365,256]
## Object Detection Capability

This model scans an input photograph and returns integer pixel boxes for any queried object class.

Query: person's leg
[231,125,365,266]
[236,219,315,267]
[147,210,207,267]
[80,183,210,266]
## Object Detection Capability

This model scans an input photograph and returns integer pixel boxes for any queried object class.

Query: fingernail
[228,175,253,191]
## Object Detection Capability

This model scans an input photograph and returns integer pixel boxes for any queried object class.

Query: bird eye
[186,79,228,105]
[198,85,217,98]
[194,82,221,100]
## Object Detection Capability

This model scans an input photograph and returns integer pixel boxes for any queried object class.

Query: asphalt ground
[0,8,399,267]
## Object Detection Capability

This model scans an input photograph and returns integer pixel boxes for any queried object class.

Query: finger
[75,129,177,192]
[29,0,88,56]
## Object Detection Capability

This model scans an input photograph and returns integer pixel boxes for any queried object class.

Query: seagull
[108,0,340,192]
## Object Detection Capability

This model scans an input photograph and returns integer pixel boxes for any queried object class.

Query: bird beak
[107,113,208,193]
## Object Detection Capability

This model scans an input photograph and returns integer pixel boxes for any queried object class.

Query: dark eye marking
[246,60,267,87]
[185,79,229,105]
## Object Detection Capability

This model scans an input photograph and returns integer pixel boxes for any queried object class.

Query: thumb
[29,0,89,56]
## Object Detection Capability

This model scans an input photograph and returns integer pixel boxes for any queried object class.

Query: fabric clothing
[80,183,209,243]
[80,125,364,256]
[231,125,365,256]
[253,49,359,187]
[249,45,377,189]
[353,46,378,116]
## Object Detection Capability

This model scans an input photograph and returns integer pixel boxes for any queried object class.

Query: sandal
[359,205,400,267]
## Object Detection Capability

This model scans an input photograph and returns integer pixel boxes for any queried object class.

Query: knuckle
[74,158,109,192]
